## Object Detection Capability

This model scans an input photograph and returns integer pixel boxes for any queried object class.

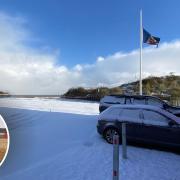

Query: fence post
[122,123,127,159]
[113,134,119,180]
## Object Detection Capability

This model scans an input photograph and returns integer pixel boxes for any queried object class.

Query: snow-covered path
[0,98,179,180]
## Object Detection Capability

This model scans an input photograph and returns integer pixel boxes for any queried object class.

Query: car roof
[107,94,162,100]
[105,104,180,123]
[108,104,160,110]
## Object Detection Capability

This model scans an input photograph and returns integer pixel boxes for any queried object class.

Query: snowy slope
[0,98,179,180]
[0,97,99,115]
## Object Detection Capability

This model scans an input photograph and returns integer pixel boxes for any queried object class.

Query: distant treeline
[63,75,180,103]
[62,87,122,101]
[0,91,9,96]
[133,74,180,97]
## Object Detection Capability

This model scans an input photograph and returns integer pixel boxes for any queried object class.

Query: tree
[109,87,122,95]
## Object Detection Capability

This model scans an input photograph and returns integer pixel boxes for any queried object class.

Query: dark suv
[99,95,180,117]
[97,104,180,150]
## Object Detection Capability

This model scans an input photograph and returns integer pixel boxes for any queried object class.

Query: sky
[0,0,180,94]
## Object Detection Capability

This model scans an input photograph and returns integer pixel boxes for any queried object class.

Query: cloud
[97,56,105,62]
[0,12,180,95]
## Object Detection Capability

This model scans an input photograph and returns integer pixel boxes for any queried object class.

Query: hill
[122,75,180,97]
[63,75,180,104]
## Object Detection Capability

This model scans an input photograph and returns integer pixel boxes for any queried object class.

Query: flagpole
[139,9,143,95]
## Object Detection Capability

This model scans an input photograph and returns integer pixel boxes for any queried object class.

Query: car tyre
[103,127,121,144]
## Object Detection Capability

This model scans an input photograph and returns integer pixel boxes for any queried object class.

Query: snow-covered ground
[0,97,179,180]
[0,97,99,115]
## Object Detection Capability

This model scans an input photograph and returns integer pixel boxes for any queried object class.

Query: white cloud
[73,64,82,71]
[0,12,180,95]
[97,56,104,62]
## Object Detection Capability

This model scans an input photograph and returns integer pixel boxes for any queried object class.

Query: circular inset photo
[0,115,10,166]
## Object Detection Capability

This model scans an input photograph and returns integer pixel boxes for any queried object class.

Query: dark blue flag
[143,28,160,47]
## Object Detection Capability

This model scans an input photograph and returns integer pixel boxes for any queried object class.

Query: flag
[143,28,160,47]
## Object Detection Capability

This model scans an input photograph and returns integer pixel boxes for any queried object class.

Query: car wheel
[104,128,120,144]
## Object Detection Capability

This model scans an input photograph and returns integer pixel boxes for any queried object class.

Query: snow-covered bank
[0,98,179,180]
[0,97,99,115]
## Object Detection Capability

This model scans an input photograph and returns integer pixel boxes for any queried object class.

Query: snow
[133,98,146,105]
[0,97,99,115]
[147,98,164,108]
[0,98,179,180]
[99,104,180,125]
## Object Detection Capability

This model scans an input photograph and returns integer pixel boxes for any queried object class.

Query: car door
[117,108,144,141]
[125,97,133,104]
[147,97,164,108]
[141,109,180,147]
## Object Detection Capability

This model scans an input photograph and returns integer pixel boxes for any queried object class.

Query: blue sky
[1,0,180,66]
[0,0,180,94]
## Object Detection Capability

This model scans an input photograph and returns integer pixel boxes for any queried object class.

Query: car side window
[115,97,125,104]
[147,98,163,108]
[132,98,146,105]
[109,108,122,116]
[142,110,169,126]
[103,96,117,103]
[102,107,122,121]
[120,109,142,123]
[125,98,132,104]
[103,96,125,104]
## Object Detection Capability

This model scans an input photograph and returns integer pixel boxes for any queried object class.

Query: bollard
[122,123,127,159]
[113,134,119,180]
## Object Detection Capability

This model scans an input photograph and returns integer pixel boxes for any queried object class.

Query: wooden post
[122,123,127,159]
[113,135,119,180]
